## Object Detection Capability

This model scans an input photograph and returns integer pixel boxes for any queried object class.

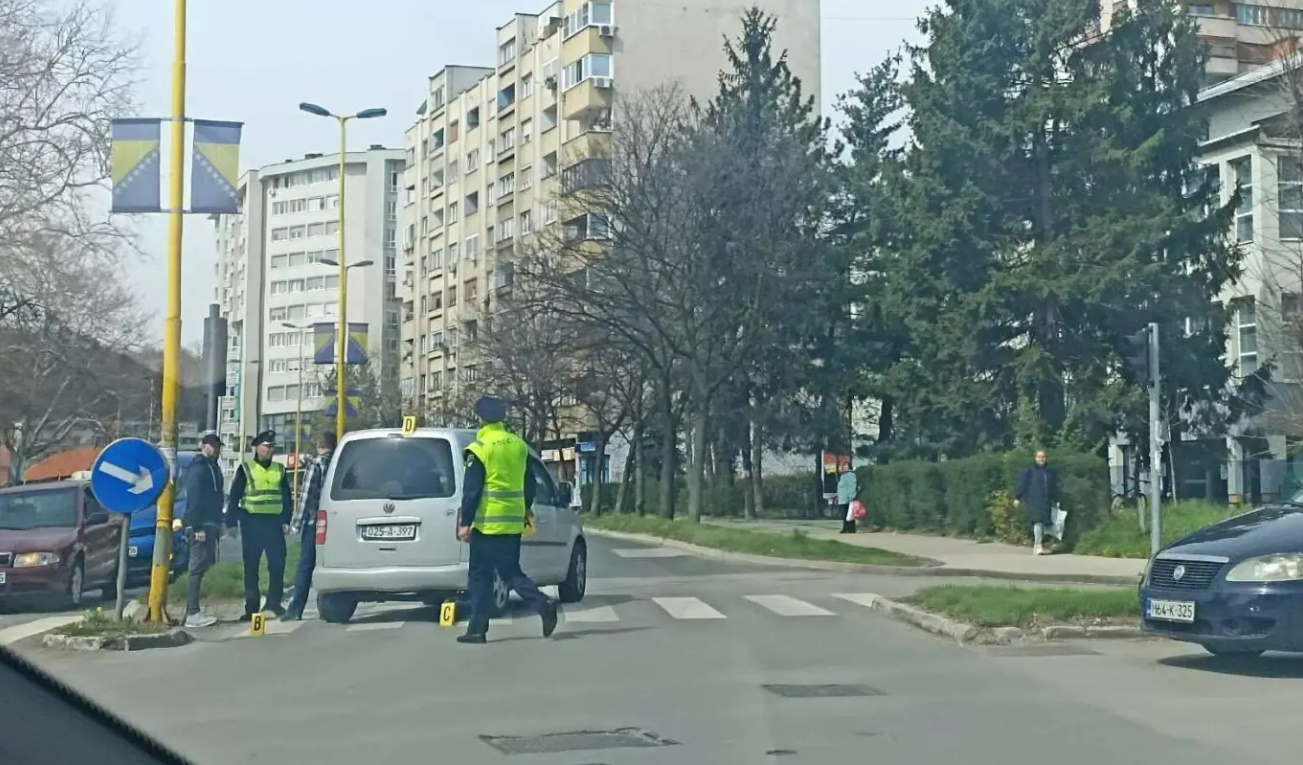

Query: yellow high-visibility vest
[242,460,284,515]
[465,423,529,535]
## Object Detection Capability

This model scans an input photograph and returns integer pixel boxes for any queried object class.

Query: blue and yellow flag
[190,119,243,214]
[313,322,369,365]
[322,387,362,419]
[110,119,162,213]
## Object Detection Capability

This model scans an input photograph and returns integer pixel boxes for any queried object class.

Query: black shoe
[266,604,286,618]
[239,612,256,623]
[281,609,303,622]
[541,600,559,638]
[457,633,487,644]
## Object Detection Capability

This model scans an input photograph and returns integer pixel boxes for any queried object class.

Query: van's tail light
[315,510,328,545]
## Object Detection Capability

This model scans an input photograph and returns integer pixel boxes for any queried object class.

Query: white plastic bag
[1048,504,1068,540]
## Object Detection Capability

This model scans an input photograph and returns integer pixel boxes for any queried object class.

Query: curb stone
[863,593,1145,645]
[42,628,192,652]
[585,528,1139,586]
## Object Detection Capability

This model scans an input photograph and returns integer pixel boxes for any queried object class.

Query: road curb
[41,628,192,652]
[584,528,1139,585]
[862,592,1145,645]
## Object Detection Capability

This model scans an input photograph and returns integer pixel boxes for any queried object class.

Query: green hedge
[857,451,1110,543]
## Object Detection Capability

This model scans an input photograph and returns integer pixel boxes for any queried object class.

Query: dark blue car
[124,451,197,586]
[1139,502,1303,657]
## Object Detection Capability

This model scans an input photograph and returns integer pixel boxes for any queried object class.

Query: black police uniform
[224,430,293,619]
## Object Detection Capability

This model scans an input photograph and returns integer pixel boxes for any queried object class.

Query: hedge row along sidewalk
[583,513,933,567]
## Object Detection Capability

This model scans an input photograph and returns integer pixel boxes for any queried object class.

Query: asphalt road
[7,534,1297,765]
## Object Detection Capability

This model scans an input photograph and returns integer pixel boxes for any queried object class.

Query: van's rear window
[329,437,457,501]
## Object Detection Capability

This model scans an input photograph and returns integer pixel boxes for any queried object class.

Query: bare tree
[0,234,146,482]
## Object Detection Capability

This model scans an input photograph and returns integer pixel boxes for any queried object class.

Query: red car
[0,480,123,609]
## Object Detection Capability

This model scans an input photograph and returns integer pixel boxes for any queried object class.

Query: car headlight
[172,518,183,532]
[1225,553,1303,582]
[12,552,60,567]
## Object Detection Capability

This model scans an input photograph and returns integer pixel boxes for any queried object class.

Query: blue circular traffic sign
[89,438,169,514]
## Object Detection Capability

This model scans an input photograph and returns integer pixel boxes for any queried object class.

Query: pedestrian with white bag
[1013,449,1066,556]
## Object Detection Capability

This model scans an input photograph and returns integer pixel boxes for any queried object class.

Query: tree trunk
[615,441,635,514]
[592,435,608,513]
[686,394,709,522]
[741,436,755,520]
[634,421,646,515]
[658,389,675,519]
[751,423,766,518]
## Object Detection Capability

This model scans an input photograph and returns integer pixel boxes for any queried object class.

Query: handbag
[849,499,867,521]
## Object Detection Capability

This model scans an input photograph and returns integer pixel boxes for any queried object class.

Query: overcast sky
[112,0,933,344]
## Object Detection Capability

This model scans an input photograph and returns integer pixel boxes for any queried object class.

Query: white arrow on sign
[97,461,155,495]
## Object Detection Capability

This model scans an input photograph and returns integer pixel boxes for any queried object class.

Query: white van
[310,426,588,624]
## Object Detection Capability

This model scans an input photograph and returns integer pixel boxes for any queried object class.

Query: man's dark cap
[200,433,223,447]
[252,430,276,447]
[474,396,508,423]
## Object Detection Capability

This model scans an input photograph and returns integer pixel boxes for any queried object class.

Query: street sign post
[90,438,170,619]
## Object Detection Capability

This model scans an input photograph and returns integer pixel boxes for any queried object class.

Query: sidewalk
[703,518,1145,584]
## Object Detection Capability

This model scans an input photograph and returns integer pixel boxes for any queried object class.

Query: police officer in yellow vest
[224,430,293,621]
[456,396,559,644]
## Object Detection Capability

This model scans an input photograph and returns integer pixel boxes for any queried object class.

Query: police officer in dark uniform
[224,430,292,620]
[457,396,558,644]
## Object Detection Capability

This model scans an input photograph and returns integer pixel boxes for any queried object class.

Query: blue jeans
[288,525,316,614]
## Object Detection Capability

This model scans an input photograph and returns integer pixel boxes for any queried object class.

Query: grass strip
[902,584,1139,628]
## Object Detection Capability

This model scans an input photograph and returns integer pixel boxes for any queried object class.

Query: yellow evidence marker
[439,601,458,627]
[250,612,267,636]
[401,415,418,436]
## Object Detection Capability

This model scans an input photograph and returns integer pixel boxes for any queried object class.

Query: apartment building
[213,148,405,474]
[1101,2,1303,81]
[398,0,820,485]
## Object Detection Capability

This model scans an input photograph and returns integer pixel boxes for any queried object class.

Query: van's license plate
[1146,598,1195,623]
[361,524,417,541]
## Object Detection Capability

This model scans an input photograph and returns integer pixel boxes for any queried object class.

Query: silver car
[310,427,588,624]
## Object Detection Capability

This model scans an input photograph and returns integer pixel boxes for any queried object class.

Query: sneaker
[541,600,559,638]
[457,633,487,644]
[281,609,303,622]
[1033,545,1045,556]
[265,604,286,618]
[184,613,218,628]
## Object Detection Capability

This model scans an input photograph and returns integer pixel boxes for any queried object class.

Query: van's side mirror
[557,482,573,507]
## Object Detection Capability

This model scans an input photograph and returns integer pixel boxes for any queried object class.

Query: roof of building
[1199,55,1303,103]
[23,447,102,483]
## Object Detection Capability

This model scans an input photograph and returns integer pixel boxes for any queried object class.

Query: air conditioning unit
[545,74,558,89]
[593,77,613,89]
[598,24,615,37]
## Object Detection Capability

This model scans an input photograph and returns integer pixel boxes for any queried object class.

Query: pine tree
[882,0,1253,454]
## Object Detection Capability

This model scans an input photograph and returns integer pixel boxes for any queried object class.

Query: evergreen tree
[883,0,1254,455]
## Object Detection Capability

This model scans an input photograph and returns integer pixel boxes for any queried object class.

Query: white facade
[213,148,405,471]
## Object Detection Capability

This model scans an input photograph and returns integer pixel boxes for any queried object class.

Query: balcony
[562,26,614,62]
[563,78,613,120]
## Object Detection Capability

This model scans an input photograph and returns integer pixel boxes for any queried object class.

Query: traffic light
[1123,327,1152,383]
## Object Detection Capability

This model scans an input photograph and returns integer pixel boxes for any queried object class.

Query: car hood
[0,526,77,553]
[1162,505,1303,560]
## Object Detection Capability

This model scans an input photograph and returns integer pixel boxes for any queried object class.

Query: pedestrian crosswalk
[209,591,889,641]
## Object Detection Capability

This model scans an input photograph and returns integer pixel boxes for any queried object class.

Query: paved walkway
[704,518,1146,583]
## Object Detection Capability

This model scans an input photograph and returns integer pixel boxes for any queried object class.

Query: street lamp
[298,101,387,442]
[317,257,374,436]
[282,321,311,512]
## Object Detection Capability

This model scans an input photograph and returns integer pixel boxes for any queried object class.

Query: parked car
[1140,501,1303,657]
[0,480,123,608]
[123,451,195,586]
[311,427,588,624]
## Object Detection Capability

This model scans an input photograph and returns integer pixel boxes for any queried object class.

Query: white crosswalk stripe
[206,593,893,642]
[745,594,835,616]
[652,596,727,620]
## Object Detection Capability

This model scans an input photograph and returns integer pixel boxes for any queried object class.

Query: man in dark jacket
[283,430,336,621]
[225,430,293,620]
[1014,449,1059,556]
[182,433,226,628]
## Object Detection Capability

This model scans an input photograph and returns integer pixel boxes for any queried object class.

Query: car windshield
[329,437,457,501]
[0,487,79,530]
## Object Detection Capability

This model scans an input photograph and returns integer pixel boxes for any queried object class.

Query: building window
[467,107,480,129]
[467,149,479,172]
[1237,298,1258,376]
[430,85,446,111]
[1237,4,1270,26]
[448,286,458,307]
[1280,156,1303,239]
[1231,156,1253,243]
[521,73,534,98]
[499,37,517,65]
[562,1,613,39]
[563,54,612,90]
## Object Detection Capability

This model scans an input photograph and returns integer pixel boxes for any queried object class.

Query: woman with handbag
[836,464,862,534]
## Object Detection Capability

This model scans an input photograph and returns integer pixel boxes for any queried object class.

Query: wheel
[66,560,85,609]
[557,540,587,604]
[1203,644,1264,658]
[487,571,510,618]
[317,592,358,624]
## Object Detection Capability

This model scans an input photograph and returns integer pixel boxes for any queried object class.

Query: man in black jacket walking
[183,433,226,628]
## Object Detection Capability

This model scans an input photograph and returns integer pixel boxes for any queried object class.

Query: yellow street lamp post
[297,102,386,442]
